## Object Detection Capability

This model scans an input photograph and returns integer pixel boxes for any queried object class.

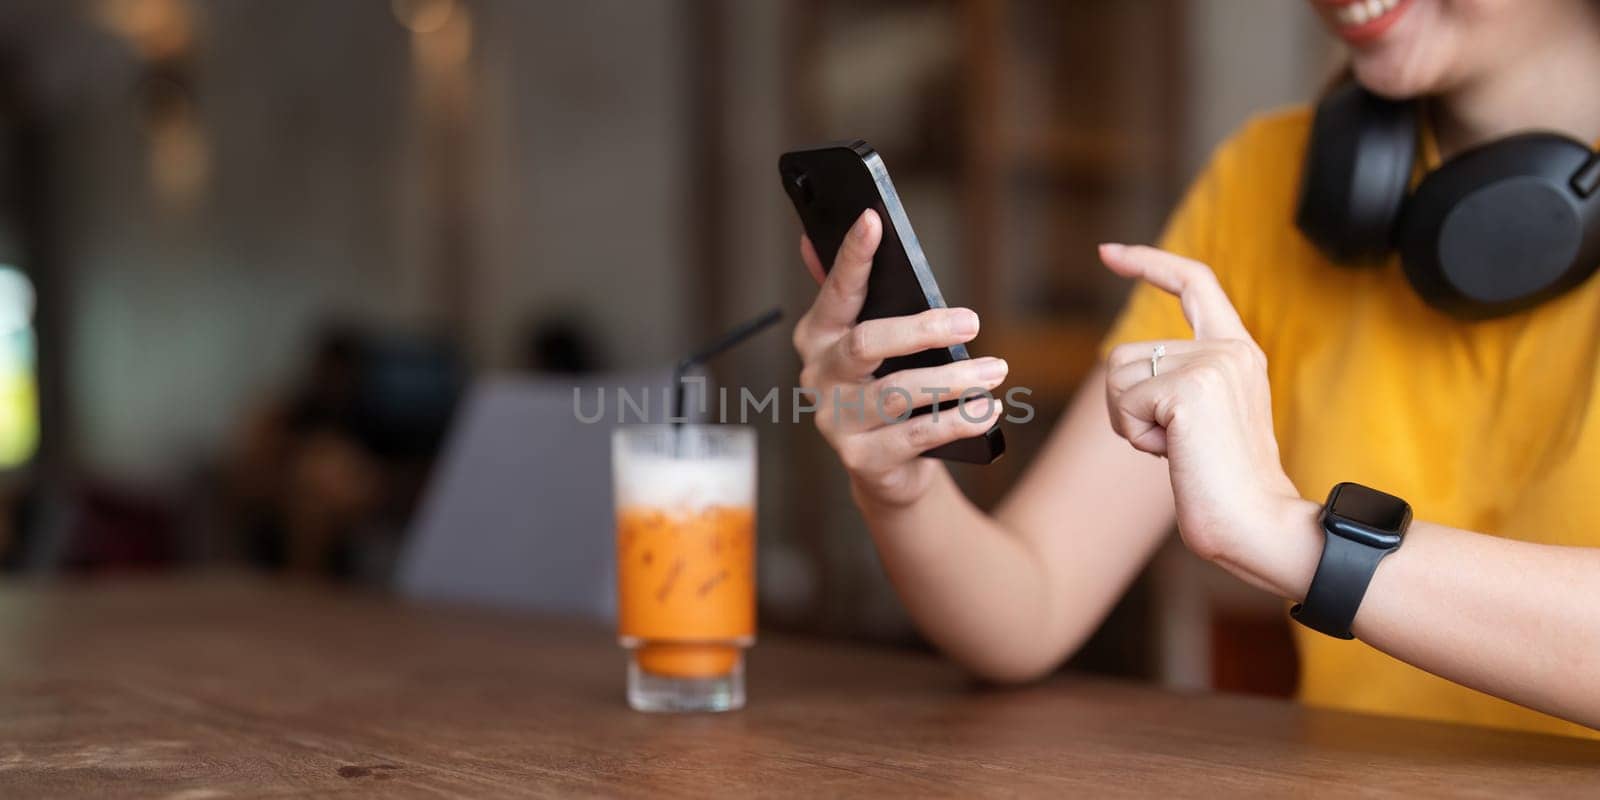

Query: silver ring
[1150,344,1166,378]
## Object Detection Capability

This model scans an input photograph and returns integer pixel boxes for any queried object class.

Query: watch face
[1324,482,1411,548]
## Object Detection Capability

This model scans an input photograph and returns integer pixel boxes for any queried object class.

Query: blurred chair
[397,369,702,620]
[222,325,467,581]
[353,334,468,463]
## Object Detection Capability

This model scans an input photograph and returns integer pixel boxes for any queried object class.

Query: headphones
[1296,81,1600,319]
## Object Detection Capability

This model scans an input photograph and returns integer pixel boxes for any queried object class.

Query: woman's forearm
[854,372,1179,683]
[1356,520,1600,728]
[1254,499,1600,729]
[855,466,1064,682]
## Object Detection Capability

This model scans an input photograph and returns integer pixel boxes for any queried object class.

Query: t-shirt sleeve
[1098,124,1244,358]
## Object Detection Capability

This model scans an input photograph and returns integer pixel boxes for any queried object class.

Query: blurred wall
[61,2,417,482]
[1184,0,1331,172]
[472,0,692,368]
[36,1,700,482]
[13,0,1331,504]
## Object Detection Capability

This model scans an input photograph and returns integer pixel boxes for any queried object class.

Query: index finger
[808,210,881,330]
[1098,243,1249,341]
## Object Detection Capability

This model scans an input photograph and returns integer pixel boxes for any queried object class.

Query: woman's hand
[1099,244,1318,599]
[792,210,1009,508]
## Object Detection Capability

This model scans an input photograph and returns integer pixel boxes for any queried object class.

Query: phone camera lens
[790,172,813,204]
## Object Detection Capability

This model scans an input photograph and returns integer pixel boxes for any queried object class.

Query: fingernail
[1099,243,1124,257]
[851,211,874,242]
[949,309,980,337]
[963,396,995,421]
[976,357,1008,382]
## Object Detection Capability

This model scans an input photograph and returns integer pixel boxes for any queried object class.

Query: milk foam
[614,453,755,510]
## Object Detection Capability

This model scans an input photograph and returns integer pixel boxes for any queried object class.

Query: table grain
[0,574,1595,798]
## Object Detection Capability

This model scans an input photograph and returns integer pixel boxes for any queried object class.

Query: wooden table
[1,575,1596,797]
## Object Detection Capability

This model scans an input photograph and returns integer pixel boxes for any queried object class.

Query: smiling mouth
[1323,0,1413,43]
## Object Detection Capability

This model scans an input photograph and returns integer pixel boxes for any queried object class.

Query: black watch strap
[1290,533,1392,640]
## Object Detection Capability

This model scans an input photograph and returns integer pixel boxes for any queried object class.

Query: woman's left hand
[1098,243,1319,600]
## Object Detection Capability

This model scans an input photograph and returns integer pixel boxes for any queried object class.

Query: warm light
[95,0,192,61]
[149,107,210,210]
[415,9,472,71]
[137,78,210,211]
[392,0,455,35]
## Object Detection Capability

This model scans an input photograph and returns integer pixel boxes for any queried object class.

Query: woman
[792,0,1600,738]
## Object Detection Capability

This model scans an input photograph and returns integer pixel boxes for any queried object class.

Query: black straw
[671,306,784,426]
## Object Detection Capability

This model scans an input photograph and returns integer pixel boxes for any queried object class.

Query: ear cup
[1296,82,1419,263]
[1396,133,1600,319]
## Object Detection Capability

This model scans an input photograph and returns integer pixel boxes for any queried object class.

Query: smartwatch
[1291,482,1412,639]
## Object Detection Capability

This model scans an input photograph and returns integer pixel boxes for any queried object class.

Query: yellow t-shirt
[1102,107,1600,739]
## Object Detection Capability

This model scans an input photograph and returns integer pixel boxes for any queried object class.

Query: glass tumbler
[611,424,755,712]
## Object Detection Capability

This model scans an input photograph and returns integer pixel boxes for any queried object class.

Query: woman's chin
[1339,0,1458,101]
[1349,56,1447,101]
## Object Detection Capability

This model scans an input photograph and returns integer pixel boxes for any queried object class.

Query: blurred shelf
[1006,126,1177,182]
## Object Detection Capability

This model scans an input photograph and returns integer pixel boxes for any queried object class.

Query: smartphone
[779,140,1005,465]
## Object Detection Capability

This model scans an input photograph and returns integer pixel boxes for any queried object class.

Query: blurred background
[0,0,1335,696]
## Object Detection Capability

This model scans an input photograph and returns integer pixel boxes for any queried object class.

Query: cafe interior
[2,0,1596,796]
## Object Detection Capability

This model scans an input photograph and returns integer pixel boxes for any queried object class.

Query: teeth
[1334,0,1398,27]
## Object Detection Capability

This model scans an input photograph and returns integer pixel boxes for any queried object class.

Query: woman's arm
[1355,516,1600,726]
[1251,497,1600,728]
[856,368,1176,682]
[1100,243,1600,730]
[792,210,1175,683]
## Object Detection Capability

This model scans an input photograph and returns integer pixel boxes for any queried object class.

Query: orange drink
[616,505,755,676]
[612,425,755,712]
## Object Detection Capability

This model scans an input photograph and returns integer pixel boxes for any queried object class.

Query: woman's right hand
[792,210,1009,507]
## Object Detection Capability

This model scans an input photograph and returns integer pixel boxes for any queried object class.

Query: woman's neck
[1432,13,1600,159]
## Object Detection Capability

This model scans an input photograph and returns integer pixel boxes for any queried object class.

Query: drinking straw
[670,307,784,445]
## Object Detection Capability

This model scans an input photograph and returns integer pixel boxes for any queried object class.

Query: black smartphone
[779,140,1005,465]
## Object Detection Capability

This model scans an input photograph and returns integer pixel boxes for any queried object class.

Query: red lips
[1320,0,1415,45]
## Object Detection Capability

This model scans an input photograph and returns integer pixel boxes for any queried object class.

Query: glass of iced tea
[611,424,755,712]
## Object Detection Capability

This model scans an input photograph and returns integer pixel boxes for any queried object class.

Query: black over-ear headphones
[1296,81,1600,319]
